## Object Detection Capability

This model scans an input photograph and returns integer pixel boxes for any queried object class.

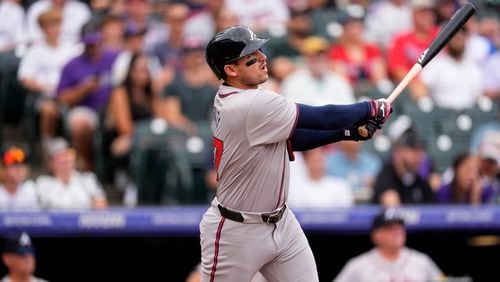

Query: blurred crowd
[0,0,499,210]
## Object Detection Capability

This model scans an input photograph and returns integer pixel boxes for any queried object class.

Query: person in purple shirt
[436,153,495,204]
[56,26,118,171]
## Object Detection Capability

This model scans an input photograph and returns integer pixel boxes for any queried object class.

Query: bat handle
[357,126,370,138]
[357,64,423,138]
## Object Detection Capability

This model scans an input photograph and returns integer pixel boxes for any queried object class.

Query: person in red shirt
[328,4,392,98]
[387,0,439,100]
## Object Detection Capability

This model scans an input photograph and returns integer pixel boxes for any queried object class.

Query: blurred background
[0,0,499,281]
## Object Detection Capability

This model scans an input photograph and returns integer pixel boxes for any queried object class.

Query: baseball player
[200,25,392,282]
[334,208,443,282]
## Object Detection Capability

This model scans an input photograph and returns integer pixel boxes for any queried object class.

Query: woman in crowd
[102,53,158,179]
[436,153,495,204]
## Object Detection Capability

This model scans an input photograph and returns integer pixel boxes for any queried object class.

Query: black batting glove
[368,98,392,124]
[343,120,379,141]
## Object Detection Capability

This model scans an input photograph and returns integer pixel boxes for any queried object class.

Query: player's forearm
[290,127,366,151]
[295,102,369,131]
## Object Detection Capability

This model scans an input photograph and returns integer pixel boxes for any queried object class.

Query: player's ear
[223,64,238,78]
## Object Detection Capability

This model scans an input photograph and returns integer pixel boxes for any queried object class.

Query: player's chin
[258,73,269,84]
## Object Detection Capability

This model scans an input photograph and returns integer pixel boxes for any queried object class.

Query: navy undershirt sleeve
[290,128,363,151]
[295,102,370,130]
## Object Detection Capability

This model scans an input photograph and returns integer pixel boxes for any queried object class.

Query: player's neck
[377,247,401,262]
[7,272,32,282]
[224,80,258,90]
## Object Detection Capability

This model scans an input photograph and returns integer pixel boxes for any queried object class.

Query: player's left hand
[368,98,392,124]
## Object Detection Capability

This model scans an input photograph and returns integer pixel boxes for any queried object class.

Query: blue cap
[371,209,406,231]
[3,232,35,255]
[82,31,101,45]
[124,23,147,38]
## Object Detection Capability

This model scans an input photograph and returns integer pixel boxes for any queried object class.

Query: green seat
[131,121,194,205]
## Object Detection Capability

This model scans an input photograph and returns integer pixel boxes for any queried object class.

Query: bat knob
[357,126,369,138]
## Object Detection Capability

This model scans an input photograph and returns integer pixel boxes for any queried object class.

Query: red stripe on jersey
[219,91,239,98]
[213,137,223,181]
[210,217,225,282]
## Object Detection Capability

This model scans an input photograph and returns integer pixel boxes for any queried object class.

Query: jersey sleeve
[246,90,297,146]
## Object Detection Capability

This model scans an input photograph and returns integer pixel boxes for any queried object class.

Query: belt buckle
[264,208,283,224]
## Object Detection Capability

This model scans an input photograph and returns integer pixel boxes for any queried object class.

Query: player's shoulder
[404,247,434,262]
[218,85,284,103]
[345,249,376,267]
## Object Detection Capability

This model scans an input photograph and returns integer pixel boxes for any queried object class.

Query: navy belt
[217,204,287,224]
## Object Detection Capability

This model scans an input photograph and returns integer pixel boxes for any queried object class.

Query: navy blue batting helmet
[205,25,269,79]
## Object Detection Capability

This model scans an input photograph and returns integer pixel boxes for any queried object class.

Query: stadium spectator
[436,153,495,204]
[1,232,48,282]
[328,4,393,98]
[372,125,435,206]
[420,27,484,111]
[26,0,91,45]
[261,55,296,93]
[111,23,163,94]
[56,26,119,171]
[184,0,227,43]
[263,10,314,62]
[36,138,108,210]
[303,0,338,42]
[151,2,191,92]
[483,49,500,99]
[152,2,190,70]
[364,0,412,52]
[225,0,289,33]
[98,13,126,52]
[159,37,216,133]
[470,119,500,203]
[125,0,165,55]
[0,0,27,127]
[212,6,240,37]
[159,36,217,203]
[0,0,26,54]
[334,208,443,282]
[281,35,355,105]
[0,148,40,210]
[434,0,459,25]
[17,8,79,154]
[476,11,500,52]
[102,53,158,183]
[463,14,494,67]
[386,0,439,101]
[326,141,382,204]
[288,147,354,208]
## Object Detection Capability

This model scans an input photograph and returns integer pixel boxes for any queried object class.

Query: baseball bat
[358,2,476,137]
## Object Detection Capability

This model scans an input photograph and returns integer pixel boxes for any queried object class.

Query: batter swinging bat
[358,1,476,138]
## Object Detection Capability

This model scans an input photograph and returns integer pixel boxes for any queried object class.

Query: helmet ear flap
[205,25,269,80]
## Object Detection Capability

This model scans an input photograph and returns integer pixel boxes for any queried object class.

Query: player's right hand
[368,98,392,124]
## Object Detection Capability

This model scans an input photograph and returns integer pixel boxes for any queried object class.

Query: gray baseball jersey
[212,85,297,212]
[334,247,443,282]
[200,84,319,282]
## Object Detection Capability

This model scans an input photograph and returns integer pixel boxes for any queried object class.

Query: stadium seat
[130,120,194,205]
